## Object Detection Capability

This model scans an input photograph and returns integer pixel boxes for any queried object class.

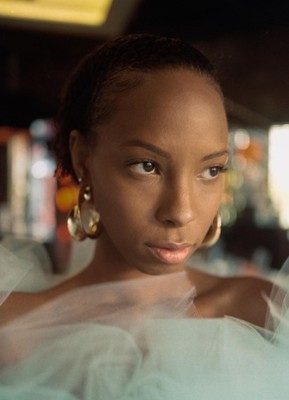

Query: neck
[80,236,150,285]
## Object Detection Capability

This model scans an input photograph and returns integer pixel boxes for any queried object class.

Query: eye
[200,166,227,180]
[128,161,158,175]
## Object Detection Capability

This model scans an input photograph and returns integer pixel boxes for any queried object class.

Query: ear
[69,130,89,181]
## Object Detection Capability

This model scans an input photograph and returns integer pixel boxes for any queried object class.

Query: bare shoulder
[188,268,273,327]
[0,270,95,326]
[1,281,80,327]
[0,291,49,326]
[225,275,273,326]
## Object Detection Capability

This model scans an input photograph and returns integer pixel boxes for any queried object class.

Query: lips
[146,243,194,265]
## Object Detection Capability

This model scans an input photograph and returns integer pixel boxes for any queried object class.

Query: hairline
[87,65,223,143]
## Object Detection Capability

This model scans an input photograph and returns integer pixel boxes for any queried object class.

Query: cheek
[198,183,224,224]
[92,180,152,237]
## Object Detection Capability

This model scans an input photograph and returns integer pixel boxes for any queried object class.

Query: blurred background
[1,0,289,274]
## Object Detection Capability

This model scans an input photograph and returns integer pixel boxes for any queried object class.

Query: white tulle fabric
[0,240,289,400]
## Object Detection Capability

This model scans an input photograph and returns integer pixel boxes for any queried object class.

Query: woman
[0,34,288,399]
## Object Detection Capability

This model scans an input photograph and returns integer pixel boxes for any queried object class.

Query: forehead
[96,68,227,146]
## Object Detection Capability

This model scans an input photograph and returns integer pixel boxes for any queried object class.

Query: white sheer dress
[0,239,289,400]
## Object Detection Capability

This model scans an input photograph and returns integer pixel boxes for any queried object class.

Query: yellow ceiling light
[0,0,113,27]
[0,0,141,35]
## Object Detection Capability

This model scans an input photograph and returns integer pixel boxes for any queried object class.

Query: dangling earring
[67,204,87,241]
[67,185,102,241]
[80,186,101,238]
[201,214,221,248]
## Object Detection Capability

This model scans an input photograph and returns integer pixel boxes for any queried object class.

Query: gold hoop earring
[201,214,221,248]
[67,205,87,241]
[67,185,102,241]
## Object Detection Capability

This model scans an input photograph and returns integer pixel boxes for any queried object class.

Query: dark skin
[0,69,273,327]
[0,268,272,327]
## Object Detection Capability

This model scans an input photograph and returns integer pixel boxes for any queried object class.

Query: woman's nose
[155,180,196,227]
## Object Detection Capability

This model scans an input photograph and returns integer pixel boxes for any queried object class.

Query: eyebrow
[201,150,229,161]
[121,140,171,159]
[122,139,229,161]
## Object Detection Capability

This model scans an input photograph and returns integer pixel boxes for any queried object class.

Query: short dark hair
[54,34,222,180]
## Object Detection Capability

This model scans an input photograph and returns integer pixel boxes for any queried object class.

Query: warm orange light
[55,186,79,213]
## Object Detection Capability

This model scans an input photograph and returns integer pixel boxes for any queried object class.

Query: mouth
[146,243,194,265]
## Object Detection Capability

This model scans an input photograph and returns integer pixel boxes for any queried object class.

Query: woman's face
[86,69,228,274]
